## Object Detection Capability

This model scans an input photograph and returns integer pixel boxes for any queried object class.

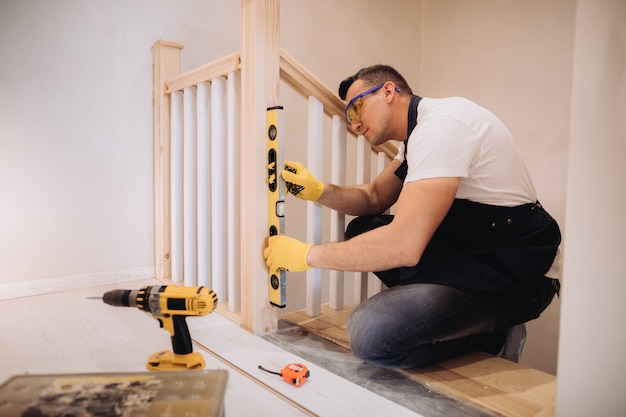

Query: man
[263,65,561,369]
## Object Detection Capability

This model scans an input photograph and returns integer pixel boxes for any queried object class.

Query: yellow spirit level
[266,106,286,308]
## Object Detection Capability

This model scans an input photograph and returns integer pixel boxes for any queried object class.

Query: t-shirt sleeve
[404,116,481,183]
[394,142,405,162]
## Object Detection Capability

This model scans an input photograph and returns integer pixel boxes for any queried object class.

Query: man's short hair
[338,65,413,100]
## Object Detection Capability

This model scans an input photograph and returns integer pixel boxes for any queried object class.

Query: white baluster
[183,86,198,286]
[211,77,227,298]
[306,96,323,317]
[329,116,346,310]
[353,135,370,306]
[171,91,184,283]
[197,82,212,288]
[227,71,241,312]
[369,151,388,296]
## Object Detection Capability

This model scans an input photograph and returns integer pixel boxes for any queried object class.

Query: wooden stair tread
[281,304,351,349]
[282,304,555,417]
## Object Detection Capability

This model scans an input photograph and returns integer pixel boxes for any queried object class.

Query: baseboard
[0,266,156,301]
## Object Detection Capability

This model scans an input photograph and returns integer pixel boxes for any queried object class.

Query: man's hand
[282,161,324,201]
[264,235,313,272]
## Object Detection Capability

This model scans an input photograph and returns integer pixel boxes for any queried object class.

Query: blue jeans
[345,201,559,369]
[347,279,555,368]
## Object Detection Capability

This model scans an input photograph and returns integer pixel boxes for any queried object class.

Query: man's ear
[383,81,397,102]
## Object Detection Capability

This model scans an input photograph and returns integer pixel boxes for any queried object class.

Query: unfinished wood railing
[152,42,243,313]
[152,40,397,333]
[150,5,558,417]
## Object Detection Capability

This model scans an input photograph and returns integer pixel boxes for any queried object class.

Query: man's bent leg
[347,283,545,369]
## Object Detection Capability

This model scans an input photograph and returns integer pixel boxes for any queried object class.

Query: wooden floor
[0,279,423,417]
[282,304,556,417]
[0,278,556,417]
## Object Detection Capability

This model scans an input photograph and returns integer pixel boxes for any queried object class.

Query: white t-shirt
[395,97,537,207]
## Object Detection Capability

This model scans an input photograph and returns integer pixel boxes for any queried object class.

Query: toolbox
[0,370,228,417]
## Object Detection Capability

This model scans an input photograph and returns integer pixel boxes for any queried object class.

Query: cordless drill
[101,285,218,371]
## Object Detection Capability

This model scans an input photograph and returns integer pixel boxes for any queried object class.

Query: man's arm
[305,177,459,271]
[317,159,404,216]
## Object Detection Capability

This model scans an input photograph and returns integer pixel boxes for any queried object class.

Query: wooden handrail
[279,48,344,117]
[165,52,241,94]
[161,47,397,160]
[279,48,398,160]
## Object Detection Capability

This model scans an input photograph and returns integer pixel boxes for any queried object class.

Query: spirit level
[266,106,286,308]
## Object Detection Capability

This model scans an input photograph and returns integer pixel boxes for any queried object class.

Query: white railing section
[167,72,242,313]
[154,41,396,326]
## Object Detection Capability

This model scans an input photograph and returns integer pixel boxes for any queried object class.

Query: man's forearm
[305,222,423,272]
[316,159,404,216]
[305,177,459,273]
[316,183,381,216]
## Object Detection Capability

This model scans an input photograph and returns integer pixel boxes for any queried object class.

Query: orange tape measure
[258,363,310,387]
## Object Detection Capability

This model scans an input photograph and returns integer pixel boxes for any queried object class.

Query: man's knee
[348,328,412,369]
[347,304,408,368]
[347,314,388,366]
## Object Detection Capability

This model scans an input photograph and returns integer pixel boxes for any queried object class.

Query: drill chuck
[102,289,139,308]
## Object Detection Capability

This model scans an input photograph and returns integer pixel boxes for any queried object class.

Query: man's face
[344,80,390,146]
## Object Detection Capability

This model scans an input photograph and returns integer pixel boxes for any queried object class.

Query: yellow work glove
[282,160,324,201]
[264,235,313,272]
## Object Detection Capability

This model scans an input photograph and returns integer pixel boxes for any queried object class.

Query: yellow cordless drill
[101,285,217,371]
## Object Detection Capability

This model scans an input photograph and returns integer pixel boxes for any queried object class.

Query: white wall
[0,0,421,289]
[556,1,626,416]
[5,0,621,392]
[0,0,241,286]
[419,0,576,374]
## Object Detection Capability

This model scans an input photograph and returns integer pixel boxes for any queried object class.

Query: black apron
[376,96,561,295]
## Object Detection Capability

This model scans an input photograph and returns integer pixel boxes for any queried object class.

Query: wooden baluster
[151,40,182,282]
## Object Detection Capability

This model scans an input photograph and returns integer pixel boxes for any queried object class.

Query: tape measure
[258,363,310,387]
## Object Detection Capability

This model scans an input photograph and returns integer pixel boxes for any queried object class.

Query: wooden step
[282,304,556,417]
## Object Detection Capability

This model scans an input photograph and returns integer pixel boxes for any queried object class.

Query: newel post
[240,0,281,334]
[152,40,183,281]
